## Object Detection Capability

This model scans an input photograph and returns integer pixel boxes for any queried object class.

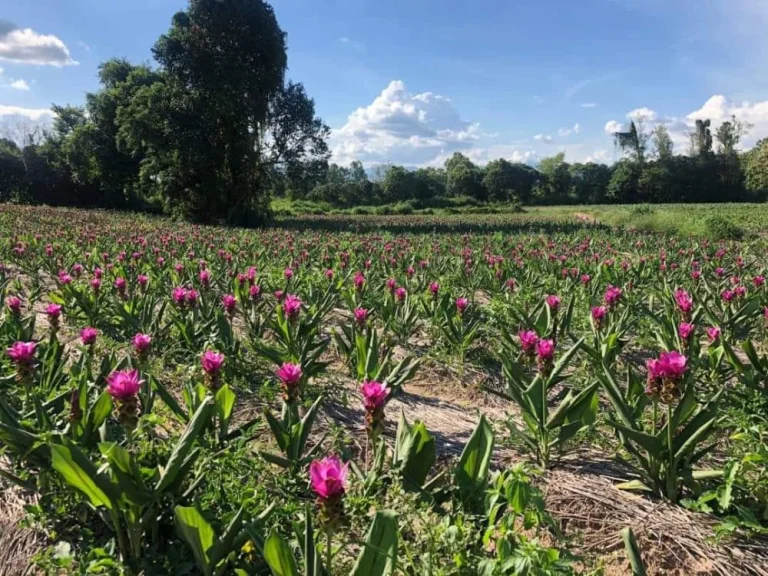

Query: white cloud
[0,104,54,121]
[0,23,77,66]
[534,133,553,143]
[581,102,598,108]
[604,120,624,135]
[10,79,29,91]
[557,123,581,137]
[585,149,611,163]
[331,80,481,165]
[686,95,768,147]
[627,107,657,123]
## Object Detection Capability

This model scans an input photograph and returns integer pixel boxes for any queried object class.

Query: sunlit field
[1,203,767,574]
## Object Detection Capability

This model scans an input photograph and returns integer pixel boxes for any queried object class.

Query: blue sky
[2,0,768,166]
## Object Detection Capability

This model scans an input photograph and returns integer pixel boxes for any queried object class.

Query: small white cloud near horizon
[0,24,77,66]
[534,133,554,143]
[0,104,54,121]
[10,79,29,91]
[558,123,581,137]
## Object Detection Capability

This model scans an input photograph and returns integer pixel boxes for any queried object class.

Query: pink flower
[353,307,368,326]
[199,269,211,287]
[753,275,765,288]
[137,274,148,288]
[91,277,101,292]
[674,289,693,314]
[456,297,469,315]
[114,277,127,292]
[546,295,561,311]
[604,285,622,306]
[276,362,302,387]
[7,341,36,366]
[395,287,407,302]
[282,294,302,320]
[361,380,389,411]
[80,327,98,346]
[132,333,152,355]
[186,289,199,307]
[428,282,440,297]
[274,289,285,302]
[721,289,734,302]
[591,306,607,322]
[222,294,237,313]
[519,330,539,354]
[284,267,294,280]
[678,322,694,340]
[106,369,142,401]
[249,284,262,301]
[657,351,687,379]
[353,272,365,290]
[386,278,397,293]
[645,358,664,380]
[580,274,591,285]
[45,303,62,319]
[5,296,22,314]
[201,350,225,376]
[536,339,555,362]
[309,455,348,500]
[172,286,187,306]
[707,326,721,342]
[324,269,334,280]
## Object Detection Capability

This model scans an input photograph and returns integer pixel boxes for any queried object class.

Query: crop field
[0,203,767,575]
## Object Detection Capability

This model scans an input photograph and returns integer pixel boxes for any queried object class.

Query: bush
[630,203,656,217]
[704,215,744,240]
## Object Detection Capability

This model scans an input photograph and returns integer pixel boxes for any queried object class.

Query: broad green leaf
[50,442,115,510]
[351,510,398,576]
[264,530,300,576]
[174,506,214,574]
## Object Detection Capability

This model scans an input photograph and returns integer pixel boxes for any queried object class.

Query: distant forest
[1,0,767,223]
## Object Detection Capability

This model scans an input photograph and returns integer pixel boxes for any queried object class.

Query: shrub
[705,215,744,240]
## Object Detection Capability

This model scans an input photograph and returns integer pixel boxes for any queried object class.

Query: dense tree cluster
[0,1,767,218]
[0,0,329,225]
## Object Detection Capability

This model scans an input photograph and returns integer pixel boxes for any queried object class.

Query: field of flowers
[0,204,767,575]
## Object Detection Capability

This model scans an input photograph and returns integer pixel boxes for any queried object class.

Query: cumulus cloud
[0,104,54,121]
[331,80,481,165]
[534,133,553,143]
[585,149,611,163]
[627,107,657,123]
[10,79,29,91]
[0,21,77,66]
[604,120,624,135]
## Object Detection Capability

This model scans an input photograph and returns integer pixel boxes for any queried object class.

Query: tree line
[296,121,768,208]
[1,0,767,222]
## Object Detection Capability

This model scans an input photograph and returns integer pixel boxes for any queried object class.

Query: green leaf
[621,527,647,576]
[264,530,300,576]
[616,479,653,492]
[50,442,116,510]
[547,338,583,383]
[351,510,398,576]
[215,384,236,437]
[174,506,214,574]
[89,392,113,430]
[455,415,494,501]
[156,397,212,493]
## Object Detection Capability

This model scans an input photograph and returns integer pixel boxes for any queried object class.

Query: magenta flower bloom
[645,358,664,380]
[591,305,607,322]
[657,351,687,379]
[276,362,302,387]
[721,289,734,302]
[753,275,765,288]
[707,326,721,342]
[519,330,539,354]
[395,287,407,302]
[580,274,591,285]
[385,278,397,292]
[7,341,36,366]
[536,339,555,362]
[282,294,302,320]
[249,285,262,301]
[5,296,22,314]
[201,350,225,376]
[456,297,469,315]
[353,307,368,326]
[678,322,695,340]
[353,272,365,290]
[309,455,348,500]
[132,333,152,355]
[80,327,98,346]
[361,380,389,412]
[674,289,693,314]
[106,369,142,401]
[172,286,187,306]
[284,267,294,280]
[114,277,127,291]
[604,285,622,306]
[429,282,439,296]
[45,303,62,319]
[324,269,334,280]
[137,274,148,288]
[91,277,101,292]
[186,289,199,307]
[222,294,237,313]
[546,295,561,311]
